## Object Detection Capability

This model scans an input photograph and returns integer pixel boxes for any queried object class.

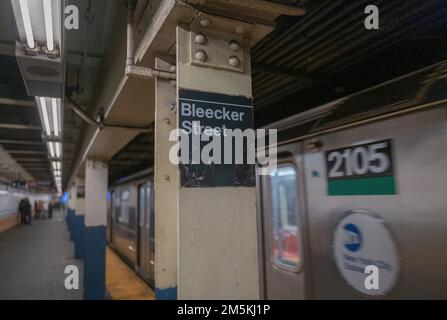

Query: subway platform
[0,209,154,300]
[0,210,83,300]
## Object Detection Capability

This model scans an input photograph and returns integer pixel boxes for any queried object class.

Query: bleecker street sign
[178,89,255,187]
[325,139,396,196]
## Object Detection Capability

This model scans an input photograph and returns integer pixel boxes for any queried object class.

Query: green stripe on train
[328,176,396,196]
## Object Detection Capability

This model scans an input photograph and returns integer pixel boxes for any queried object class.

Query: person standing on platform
[19,198,27,225]
[34,200,40,219]
[19,198,32,225]
[48,201,53,219]
[24,198,31,225]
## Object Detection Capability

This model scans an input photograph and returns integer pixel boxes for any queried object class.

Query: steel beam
[0,97,36,107]
[0,139,43,145]
[0,123,41,130]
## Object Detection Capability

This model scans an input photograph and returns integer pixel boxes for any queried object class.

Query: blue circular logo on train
[343,223,362,252]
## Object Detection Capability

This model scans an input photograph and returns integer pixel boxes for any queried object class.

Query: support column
[84,160,108,300]
[67,182,76,239]
[154,57,178,299]
[73,177,85,259]
[175,21,259,299]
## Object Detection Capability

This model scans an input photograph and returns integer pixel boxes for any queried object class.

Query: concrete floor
[0,210,83,300]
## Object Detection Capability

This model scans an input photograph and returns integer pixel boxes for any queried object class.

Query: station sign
[178,89,255,187]
[333,211,400,295]
[325,139,396,195]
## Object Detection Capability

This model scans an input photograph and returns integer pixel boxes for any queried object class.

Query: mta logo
[343,223,362,252]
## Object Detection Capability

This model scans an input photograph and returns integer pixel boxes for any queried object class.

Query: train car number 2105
[325,139,396,196]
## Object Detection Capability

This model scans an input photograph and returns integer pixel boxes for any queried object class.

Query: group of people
[34,200,53,220]
[18,198,55,225]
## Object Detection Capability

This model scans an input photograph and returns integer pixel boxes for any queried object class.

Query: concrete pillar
[67,182,76,239]
[84,160,108,300]
[73,177,85,259]
[154,57,178,299]
[175,22,259,299]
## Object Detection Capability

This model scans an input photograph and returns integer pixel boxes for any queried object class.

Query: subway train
[107,61,447,298]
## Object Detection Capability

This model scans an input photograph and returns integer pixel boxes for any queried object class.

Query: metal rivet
[195,33,207,45]
[229,40,240,51]
[165,175,170,181]
[169,65,176,73]
[229,56,240,67]
[200,19,211,27]
[165,118,171,125]
[235,26,244,34]
[195,50,207,62]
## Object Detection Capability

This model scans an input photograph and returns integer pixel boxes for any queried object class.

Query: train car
[257,61,447,299]
[107,169,155,289]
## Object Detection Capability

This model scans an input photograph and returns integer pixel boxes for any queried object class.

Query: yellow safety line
[106,246,155,300]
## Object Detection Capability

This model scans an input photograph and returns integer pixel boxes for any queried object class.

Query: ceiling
[0,0,119,190]
[109,0,447,184]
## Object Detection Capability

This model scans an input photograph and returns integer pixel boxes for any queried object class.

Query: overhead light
[55,142,61,158]
[52,161,61,171]
[43,0,54,52]
[48,142,55,158]
[51,98,59,136]
[36,97,62,137]
[18,0,35,49]
[38,97,52,136]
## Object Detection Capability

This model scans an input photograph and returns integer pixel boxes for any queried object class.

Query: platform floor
[0,210,83,300]
[106,246,154,300]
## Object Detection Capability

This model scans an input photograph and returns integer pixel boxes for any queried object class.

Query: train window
[113,192,120,222]
[119,189,131,224]
[139,186,146,227]
[269,164,301,271]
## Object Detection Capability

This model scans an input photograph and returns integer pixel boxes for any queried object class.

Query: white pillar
[73,177,85,258]
[154,57,178,299]
[84,160,108,300]
[175,22,259,299]
[67,182,76,239]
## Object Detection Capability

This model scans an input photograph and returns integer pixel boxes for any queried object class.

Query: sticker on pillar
[178,89,255,187]
[333,211,400,295]
[325,139,396,196]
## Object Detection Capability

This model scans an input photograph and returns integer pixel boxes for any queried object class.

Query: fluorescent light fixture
[51,98,59,136]
[55,142,61,158]
[52,161,61,171]
[43,0,54,52]
[48,142,55,158]
[39,97,52,136]
[18,0,35,49]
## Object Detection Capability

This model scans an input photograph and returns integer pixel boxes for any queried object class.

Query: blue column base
[73,215,85,259]
[155,287,178,300]
[67,208,74,240]
[84,225,106,300]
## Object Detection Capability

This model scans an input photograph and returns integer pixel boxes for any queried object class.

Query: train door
[137,181,155,288]
[111,190,121,247]
[260,143,308,299]
[107,191,114,243]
